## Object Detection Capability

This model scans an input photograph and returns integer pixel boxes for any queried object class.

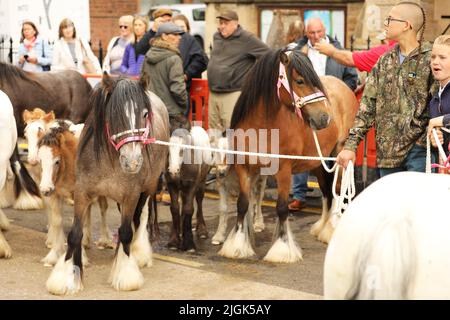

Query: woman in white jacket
[51,18,101,74]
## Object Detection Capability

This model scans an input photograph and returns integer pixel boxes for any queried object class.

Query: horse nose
[120,154,143,173]
[28,158,38,166]
[40,187,54,197]
[310,112,330,130]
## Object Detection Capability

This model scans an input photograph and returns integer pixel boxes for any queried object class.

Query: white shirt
[306,37,328,76]
[439,80,450,98]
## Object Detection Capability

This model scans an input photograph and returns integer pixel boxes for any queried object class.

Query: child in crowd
[428,35,450,158]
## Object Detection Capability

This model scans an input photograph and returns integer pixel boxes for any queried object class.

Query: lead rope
[312,131,355,226]
[426,127,449,173]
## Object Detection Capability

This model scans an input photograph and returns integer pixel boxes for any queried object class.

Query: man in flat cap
[135,7,173,56]
[207,9,269,136]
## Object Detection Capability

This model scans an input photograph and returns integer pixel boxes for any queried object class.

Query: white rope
[152,139,337,161]
[426,127,448,173]
[153,131,357,221]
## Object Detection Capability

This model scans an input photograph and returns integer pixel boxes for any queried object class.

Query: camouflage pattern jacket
[344,42,434,168]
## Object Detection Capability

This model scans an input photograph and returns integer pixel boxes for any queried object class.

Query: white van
[148,4,206,49]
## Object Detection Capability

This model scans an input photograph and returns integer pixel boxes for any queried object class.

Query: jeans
[379,144,427,178]
[292,171,309,202]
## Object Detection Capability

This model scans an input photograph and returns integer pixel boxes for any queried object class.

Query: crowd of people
[15,2,450,210]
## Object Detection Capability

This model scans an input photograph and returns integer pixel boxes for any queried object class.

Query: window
[260,7,346,48]
[193,8,205,21]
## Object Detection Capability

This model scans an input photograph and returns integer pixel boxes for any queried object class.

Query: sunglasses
[119,25,129,29]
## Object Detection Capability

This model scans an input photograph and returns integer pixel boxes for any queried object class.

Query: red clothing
[352,41,396,72]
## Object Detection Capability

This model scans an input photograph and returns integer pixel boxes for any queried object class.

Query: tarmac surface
[1,189,326,300]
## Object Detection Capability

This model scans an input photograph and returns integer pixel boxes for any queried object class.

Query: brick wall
[89,0,140,60]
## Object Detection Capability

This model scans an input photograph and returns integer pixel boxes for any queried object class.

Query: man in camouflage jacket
[338,2,434,176]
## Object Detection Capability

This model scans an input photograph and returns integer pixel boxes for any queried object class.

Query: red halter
[106,115,155,152]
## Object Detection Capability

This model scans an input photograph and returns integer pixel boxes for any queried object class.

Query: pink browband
[277,60,327,118]
[106,116,155,151]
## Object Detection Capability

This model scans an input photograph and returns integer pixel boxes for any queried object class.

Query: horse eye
[143,111,148,118]
[296,79,304,85]
[55,160,60,166]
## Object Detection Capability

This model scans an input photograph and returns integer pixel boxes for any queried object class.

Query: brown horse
[0,62,92,134]
[46,75,169,294]
[37,125,112,266]
[219,49,358,263]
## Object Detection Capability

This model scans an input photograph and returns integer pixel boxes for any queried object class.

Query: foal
[37,126,111,266]
[166,126,212,251]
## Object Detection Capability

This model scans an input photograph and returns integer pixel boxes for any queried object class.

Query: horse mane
[230,49,326,129]
[78,78,152,161]
[0,61,48,91]
[38,124,71,148]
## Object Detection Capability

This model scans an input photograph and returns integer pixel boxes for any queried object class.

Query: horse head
[37,127,67,196]
[279,50,331,130]
[23,108,55,165]
[168,129,192,177]
[98,74,152,174]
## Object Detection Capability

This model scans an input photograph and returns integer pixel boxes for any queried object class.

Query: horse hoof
[95,239,115,250]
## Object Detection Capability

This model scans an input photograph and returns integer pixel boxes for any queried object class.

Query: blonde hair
[434,35,450,47]
[119,15,134,26]
[286,20,304,44]
[132,15,149,41]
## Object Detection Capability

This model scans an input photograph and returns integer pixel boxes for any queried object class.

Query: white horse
[0,90,42,257]
[324,171,450,299]
[210,136,267,245]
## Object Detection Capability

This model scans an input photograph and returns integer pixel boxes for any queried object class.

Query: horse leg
[109,196,144,291]
[253,175,267,233]
[82,204,92,249]
[180,186,196,252]
[218,165,255,259]
[264,163,302,263]
[195,184,208,239]
[148,195,160,243]
[46,191,91,295]
[311,167,335,243]
[211,177,228,245]
[131,193,152,268]
[94,196,113,249]
[167,180,181,250]
[0,207,11,258]
[41,195,65,266]
[0,164,14,209]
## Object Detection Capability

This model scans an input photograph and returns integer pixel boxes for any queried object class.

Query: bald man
[289,17,358,211]
[337,2,434,177]
[294,17,358,90]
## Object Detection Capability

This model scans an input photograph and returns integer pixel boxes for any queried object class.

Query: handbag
[80,40,97,74]
[41,40,51,71]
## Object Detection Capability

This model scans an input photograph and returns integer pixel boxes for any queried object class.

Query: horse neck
[57,133,78,186]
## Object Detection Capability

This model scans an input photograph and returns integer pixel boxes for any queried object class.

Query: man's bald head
[306,17,326,46]
[394,2,425,33]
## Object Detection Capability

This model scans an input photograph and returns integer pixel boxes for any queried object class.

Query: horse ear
[23,110,32,123]
[280,51,290,65]
[140,72,150,91]
[43,111,55,123]
[101,71,114,92]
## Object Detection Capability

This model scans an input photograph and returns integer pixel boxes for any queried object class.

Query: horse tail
[9,145,43,210]
[346,215,416,300]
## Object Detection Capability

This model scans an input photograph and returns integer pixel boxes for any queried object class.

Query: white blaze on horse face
[118,102,146,174]
[169,136,184,175]
[25,120,45,165]
[38,146,59,196]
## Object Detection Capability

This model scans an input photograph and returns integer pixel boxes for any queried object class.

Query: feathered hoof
[41,249,63,267]
[95,238,115,250]
[211,233,226,245]
[0,233,12,259]
[13,194,44,210]
[263,238,303,263]
[253,222,265,233]
[218,228,255,259]
[109,250,144,291]
[317,221,334,244]
[310,219,324,237]
[46,256,83,295]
